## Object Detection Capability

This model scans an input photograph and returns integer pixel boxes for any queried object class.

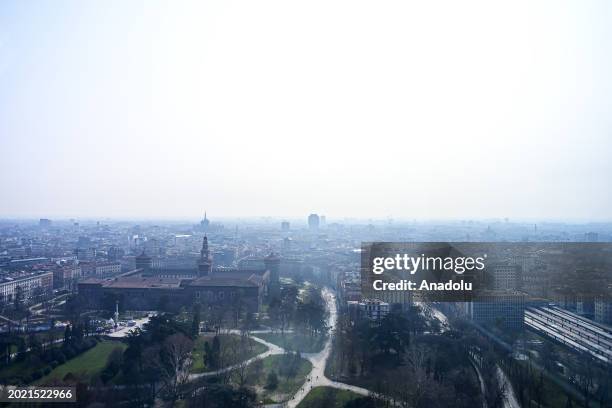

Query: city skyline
[0,205,610,407]
[3,214,612,224]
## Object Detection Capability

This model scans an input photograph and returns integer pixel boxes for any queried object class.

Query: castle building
[78,237,278,313]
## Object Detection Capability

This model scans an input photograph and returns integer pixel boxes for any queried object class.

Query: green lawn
[257,332,326,353]
[38,340,127,383]
[246,354,312,403]
[297,387,362,408]
[0,342,66,385]
[191,334,267,374]
[0,357,47,384]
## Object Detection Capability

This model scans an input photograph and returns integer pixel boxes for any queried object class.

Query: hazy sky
[1,0,611,220]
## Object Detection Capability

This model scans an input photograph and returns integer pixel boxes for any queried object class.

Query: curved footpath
[285,288,371,408]
[188,288,392,406]
[188,331,285,380]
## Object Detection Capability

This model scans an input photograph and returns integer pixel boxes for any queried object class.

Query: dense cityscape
[0,215,610,407]
[2,0,611,406]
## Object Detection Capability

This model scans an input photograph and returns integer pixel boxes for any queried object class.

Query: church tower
[197,235,212,277]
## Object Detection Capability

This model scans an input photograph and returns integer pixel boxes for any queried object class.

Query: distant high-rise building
[347,299,390,321]
[320,215,326,226]
[215,247,236,266]
[108,246,125,261]
[308,214,320,230]
[52,264,81,290]
[77,236,92,248]
[585,232,599,242]
[0,272,54,303]
[595,296,612,324]
[39,218,52,228]
[373,289,413,313]
[465,291,525,329]
[576,294,595,317]
[283,237,292,252]
[76,247,96,261]
[80,261,121,277]
[281,221,290,231]
[492,264,521,290]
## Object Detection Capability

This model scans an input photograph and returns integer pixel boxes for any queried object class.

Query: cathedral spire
[200,211,210,231]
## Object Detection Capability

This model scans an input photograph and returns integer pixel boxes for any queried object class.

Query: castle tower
[135,250,152,273]
[265,252,281,299]
[197,235,212,277]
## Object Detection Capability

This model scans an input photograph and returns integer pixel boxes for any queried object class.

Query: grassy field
[246,354,312,403]
[297,387,362,408]
[191,334,267,373]
[0,356,48,384]
[38,340,127,383]
[257,332,326,353]
[0,341,69,384]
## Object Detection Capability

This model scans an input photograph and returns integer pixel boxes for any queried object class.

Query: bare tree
[404,344,431,408]
[158,333,194,404]
[480,352,506,408]
[232,357,251,388]
[573,355,595,408]
[230,290,245,328]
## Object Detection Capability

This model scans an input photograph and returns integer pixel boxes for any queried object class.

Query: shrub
[8,376,23,385]
[63,372,77,383]
[26,354,43,367]
[100,348,123,384]
[63,345,76,359]
[265,371,278,390]
[47,348,65,363]
[84,338,97,348]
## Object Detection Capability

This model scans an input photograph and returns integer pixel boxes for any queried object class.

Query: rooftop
[189,275,260,288]
[80,275,183,289]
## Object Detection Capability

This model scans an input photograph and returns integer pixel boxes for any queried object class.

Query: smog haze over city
[1,1,612,220]
[1,2,612,408]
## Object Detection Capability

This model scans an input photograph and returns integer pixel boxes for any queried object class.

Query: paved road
[497,366,521,408]
[285,288,371,407]
[430,305,521,408]
[107,317,150,338]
